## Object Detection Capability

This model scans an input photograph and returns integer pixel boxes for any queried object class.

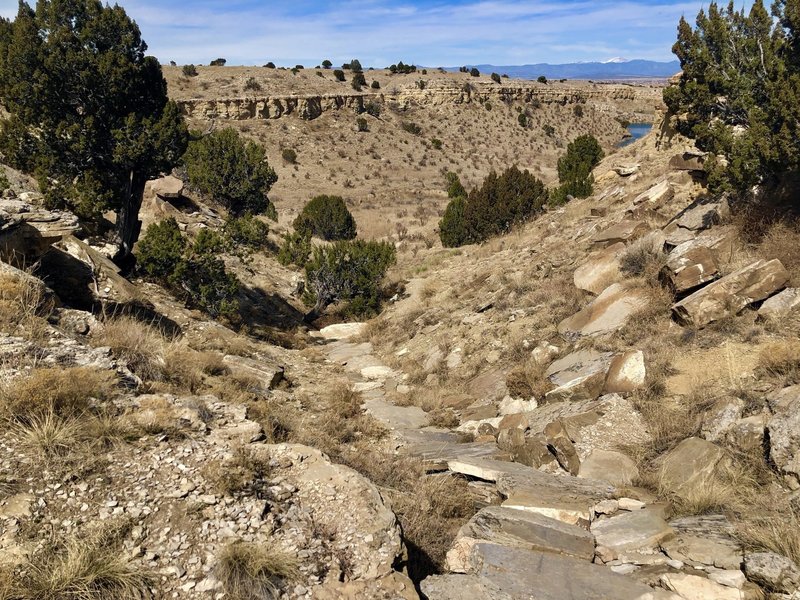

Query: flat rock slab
[633,179,674,207]
[573,243,625,294]
[592,220,650,247]
[660,437,726,495]
[660,573,744,600]
[222,354,284,390]
[446,457,615,525]
[663,197,729,245]
[448,507,596,570]
[579,449,639,486]
[672,259,789,327]
[397,428,506,469]
[318,322,366,340]
[363,398,428,430]
[326,341,373,364]
[426,545,655,600]
[591,509,675,555]
[546,349,615,387]
[559,283,650,339]
[664,515,743,570]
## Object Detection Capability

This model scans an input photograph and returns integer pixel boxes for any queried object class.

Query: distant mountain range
[445,59,680,80]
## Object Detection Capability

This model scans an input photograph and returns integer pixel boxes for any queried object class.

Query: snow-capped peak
[603,57,629,64]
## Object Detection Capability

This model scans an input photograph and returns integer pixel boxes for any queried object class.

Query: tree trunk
[114,169,147,270]
[303,295,329,324]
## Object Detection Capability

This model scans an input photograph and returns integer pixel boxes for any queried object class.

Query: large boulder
[632,179,674,207]
[744,552,800,594]
[663,196,730,245]
[150,175,184,199]
[665,246,720,294]
[758,288,800,320]
[669,152,706,172]
[766,386,800,483]
[578,449,639,486]
[559,283,650,339]
[659,437,727,496]
[592,220,650,247]
[672,259,790,327]
[0,197,80,264]
[603,351,646,394]
[222,354,285,390]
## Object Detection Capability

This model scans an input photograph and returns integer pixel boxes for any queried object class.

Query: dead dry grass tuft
[757,221,800,285]
[0,367,115,421]
[216,540,300,600]
[757,339,800,384]
[7,521,151,600]
[203,447,271,496]
[0,267,52,341]
[93,317,168,381]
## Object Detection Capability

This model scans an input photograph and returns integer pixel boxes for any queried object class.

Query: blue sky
[0,0,723,66]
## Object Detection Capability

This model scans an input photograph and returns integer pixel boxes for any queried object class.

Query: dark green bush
[224,214,269,250]
[294,195,357,241]
[470,68,480,77]
[371,80,380,89]
[439,196,467,248]
[431,138,443,150]
[173,230,240,319]
[543,124,555,136]
[304,240,396,320]
[402,122,422,135]
[445,172,466,199]
[0,170,9,192]
[210,58,227,67]
[552,134,603,204]
[491,72,501,84]
[389,62,416,74]
[351,72,367,91]
[356,117,369,132]
[518,113,528,128]
[333,69,345,82]
[136,217,186,280]
[537,75,547,84]
[277,232,312,268]
[665,1,800,193]
[244,77,261,91]
[281,148,297,164]
[365,102,381,117]
[264,62,276,69]
[182,64,198,77]
[184,128,277,216]
[322,60,332,69]
[438,167,548,247]
[137,220,240,319]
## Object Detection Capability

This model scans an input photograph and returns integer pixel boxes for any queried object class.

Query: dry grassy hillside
[165,66,663,240]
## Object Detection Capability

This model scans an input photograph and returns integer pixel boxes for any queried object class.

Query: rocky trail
[2,113,800,599]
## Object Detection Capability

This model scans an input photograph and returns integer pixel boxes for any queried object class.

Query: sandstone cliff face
[176,82,662,123]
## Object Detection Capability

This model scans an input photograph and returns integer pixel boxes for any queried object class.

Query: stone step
[446,457,615,526]
[422,544,656,600]
[447,506,596,571]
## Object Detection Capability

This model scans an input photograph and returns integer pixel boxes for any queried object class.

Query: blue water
[618,123,652,147]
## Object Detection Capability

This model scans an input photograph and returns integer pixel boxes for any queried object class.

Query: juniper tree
[0,0,188,264]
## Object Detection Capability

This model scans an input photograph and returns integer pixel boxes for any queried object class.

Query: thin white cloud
[0,0,717,65]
